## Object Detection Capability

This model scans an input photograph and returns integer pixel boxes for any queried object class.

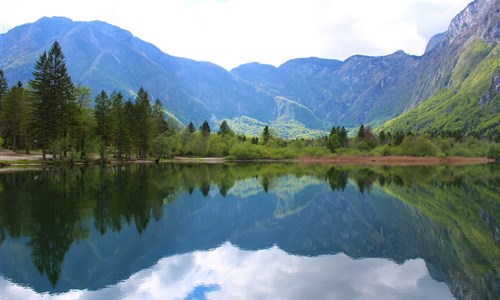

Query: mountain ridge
[1,0,498,138]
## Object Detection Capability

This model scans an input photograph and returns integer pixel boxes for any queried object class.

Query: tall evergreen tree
[218,120,234,136]
[134,87,152,158]
[200,120,211,137]
[123,100,135,158]
[357,125,366,139]
[110,91,131,159]
[94,90,112,161]
[30,41,75,159]
[262,126,270,145]
[187,122,196,134]
[0,69,8,133]
[152,99,168,136]
[1,82,32,152]
[338,126,348,147]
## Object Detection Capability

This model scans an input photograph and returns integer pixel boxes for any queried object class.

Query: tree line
[0,41,498,161]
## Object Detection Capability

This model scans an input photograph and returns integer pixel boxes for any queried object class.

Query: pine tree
[134,87,152,158]
[1,82,32,152]
[338,126,348,147]
[200,120,211,138]
[262,126,270,145]
[122,100,135,158]
[30,41,75,159]
[187,122,196,134]
[152,99,168,136]
[110,91,131,159]
[0,69,8,133]
[94,90,112,161]
[329,126,337,136]
[357,125,365,140]
[218,120,234,136]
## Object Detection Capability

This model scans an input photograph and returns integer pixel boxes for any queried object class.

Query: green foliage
[397,135,439,157]
[134,87,153,158]
[2,41,496,162]
[226,116,327,139]
[151,135,170,159]
[487,143,500,161]
[187,122,196,134]
[261,126,270,145]
[218,120,234,137]
[381,41,499,139]
[228,143,262,160]
[299,146,331,158]
[200,120,211,138]
[0,69,7,134]
[1,83,33,152]
[30,41,77,159]
[357,125,365,139]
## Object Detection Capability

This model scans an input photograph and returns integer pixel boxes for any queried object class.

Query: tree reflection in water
[0,163,498,299]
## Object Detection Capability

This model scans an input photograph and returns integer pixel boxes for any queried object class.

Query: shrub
[487,144,500,161]
[398,135,439,156]
[228,143,261,160]
[300,146,330,158]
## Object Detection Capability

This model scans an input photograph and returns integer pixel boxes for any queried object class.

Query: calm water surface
[0,163,498,299]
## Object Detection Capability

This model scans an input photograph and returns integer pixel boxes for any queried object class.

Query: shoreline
[294,155,495,166]
[1,150,494,168]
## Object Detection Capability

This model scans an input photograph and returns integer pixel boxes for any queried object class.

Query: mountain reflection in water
[0,163,498,299]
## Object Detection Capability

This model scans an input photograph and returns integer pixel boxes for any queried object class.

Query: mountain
[1,0,498,138]
[381,0,499,138]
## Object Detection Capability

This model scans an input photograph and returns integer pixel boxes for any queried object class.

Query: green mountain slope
[382,40,499,138]
[381,0,499,138]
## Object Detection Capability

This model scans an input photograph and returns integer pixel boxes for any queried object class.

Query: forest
[0,41,499,163]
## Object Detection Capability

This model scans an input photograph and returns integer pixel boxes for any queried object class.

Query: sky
[1,0,472,70]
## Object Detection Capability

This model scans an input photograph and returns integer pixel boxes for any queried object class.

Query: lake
[0,163,498,299]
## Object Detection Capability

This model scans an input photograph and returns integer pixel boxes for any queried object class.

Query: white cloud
[1,242,454,300]
[0,0,472,70]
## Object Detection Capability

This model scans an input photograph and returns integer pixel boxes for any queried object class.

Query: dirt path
[0,150,494,166]
[0,150,43,161]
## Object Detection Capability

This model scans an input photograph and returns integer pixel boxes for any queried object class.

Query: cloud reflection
[1,242,453,300]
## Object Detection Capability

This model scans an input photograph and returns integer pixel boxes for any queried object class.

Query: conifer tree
[110,91,131,159]
[218,120,234,136]
[152,99,168,136]
[200,120,211,137]
[134,87,152,158]
[0,69,8,133]
[187,122,196,134]
[30,41,75,159]
[1,82,32,152]
[94,90,112,161]
[357,125,365,139]
[262,125,270,145]
[338,126,348,147]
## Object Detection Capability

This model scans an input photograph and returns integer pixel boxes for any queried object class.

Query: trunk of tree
[80,134,86,159]
[42,146,46,160]
[12,135,17,152]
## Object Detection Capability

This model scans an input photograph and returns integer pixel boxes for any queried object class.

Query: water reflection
[1,242,453,300]
[0,163,499,300]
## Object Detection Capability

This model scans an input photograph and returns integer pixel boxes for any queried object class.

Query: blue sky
[1,0,472,70]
